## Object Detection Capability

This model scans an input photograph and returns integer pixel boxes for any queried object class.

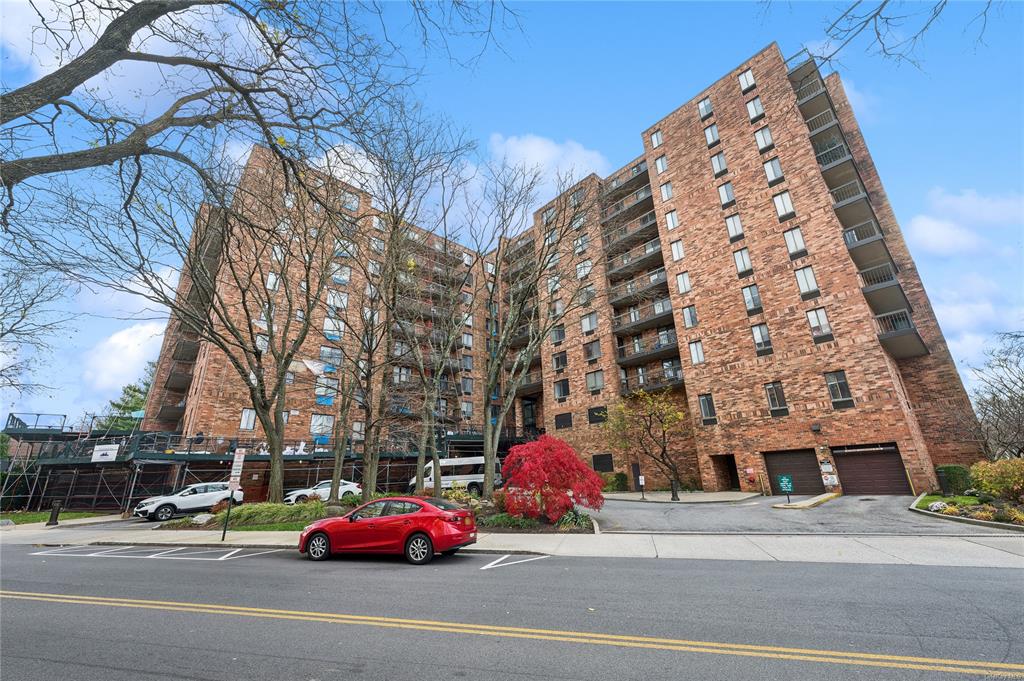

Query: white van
[406,457,501,496]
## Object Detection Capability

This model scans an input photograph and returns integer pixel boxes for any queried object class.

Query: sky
[1,0,1022,426]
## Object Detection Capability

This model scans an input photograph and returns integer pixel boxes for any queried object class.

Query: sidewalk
[3,523,1022,568]
[602,491,759,504]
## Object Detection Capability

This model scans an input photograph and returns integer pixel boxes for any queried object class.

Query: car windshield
[422,498,462,511]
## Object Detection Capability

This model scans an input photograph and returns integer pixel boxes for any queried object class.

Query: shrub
[477,512,540,529]
[935,465,971,495]
[613,472,628,491]
[300,493,322,504]
[970,459,1024,503]
[555,508,591,530]
[442,483,473,505]
[209,499,230,515]
[491,490,507,513]
[213,501,325,528]
[940,505,961,516]
[503,435,604,523]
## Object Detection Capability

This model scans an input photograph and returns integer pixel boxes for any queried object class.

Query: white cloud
[488,133,611,197]
[906,187,1024,259]
[926,188,1024,226]
[840,79,879,124]
[906,214,984,256]
[81,322,165,393]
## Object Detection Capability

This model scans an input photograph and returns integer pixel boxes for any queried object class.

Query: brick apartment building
[144,42,981,497]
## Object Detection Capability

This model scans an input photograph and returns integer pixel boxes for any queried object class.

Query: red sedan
[298,496,476,565]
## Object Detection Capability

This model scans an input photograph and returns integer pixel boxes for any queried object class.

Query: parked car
[299,496,476,565]
[405,457,501,496]
[284,479,360,505]
[134,482,242,521]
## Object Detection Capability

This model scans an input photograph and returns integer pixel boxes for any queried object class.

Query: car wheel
[405,533,434,565]
[305,532,331,561]
[294,495,308,503]
[467,483,481,497]
[342,491,355,499]
[154,505,175,522]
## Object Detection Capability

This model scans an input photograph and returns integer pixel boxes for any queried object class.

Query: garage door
[833,446,911,495]
[763,450,825,495]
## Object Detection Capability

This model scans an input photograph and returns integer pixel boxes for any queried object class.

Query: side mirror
[348,514,359,522]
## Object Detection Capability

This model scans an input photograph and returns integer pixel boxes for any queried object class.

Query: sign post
[638,475,646,501]
[777,474,793,504]
[222,448,245,542]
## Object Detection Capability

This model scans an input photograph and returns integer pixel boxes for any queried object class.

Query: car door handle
[367,523,376,528]
[401,520,411,525]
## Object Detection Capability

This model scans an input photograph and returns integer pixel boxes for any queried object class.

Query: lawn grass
[0,511,107,525]
[916,494,981,510]
[231,521,310,532]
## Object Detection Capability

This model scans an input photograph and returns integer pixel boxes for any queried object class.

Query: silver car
[284,479,360,504]
[134,482,243,521]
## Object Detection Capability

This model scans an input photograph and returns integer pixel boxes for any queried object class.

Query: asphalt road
[592,495,1010,534]
[2,543,1023,680]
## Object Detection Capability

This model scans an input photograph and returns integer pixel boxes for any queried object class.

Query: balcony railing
[860,262,897,288]
[795,77,824,102]
[602,210,657,248]
[804,108,837,134]
[612,299,673,331]
[601,185,652,222]
[516,371,543,394]
[843,219,883,247]
[620,364,684,394]
[830,179,865,205]
[815,142,851,168]
[874,309,915,335]
[603,160,648,194]
[607,237,662,274]
[507,237,534,260]
[617,332,678,361]
[608,267,667,302]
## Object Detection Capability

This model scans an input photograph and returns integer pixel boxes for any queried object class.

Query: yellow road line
[2,590,1022,677]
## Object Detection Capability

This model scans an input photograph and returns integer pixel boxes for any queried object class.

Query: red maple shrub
[502,435,604,523]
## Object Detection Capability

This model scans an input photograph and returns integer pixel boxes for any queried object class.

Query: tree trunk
[670,477,680,501]
[266,432,283,504]
[415,409,431,495]
[482,423,496,498]
[430,432,442,499]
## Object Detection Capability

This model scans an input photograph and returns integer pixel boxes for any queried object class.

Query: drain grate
[859,497,877,501]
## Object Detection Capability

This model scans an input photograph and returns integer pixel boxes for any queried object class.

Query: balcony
[515,371,544,396]
[874,309,928,359]
[843,219,891,269]
[616,332,679,368]
[164,361,194,392]
[509,323,532,348]
[830,178,867,209]
[608,267,668,306]
[859,262,910,315]
[620,364,684,395]
[601,184,653,224]
[815,140,853,171]
[603,160,649,201]
[612,299,673,335]
[507,237,534,261]
[602,209,658,253]
[505,254,536,280]
[606,238,663,280]
[172,338,200,362]
[156,400,187,423]
[804,107,839,137]
[504,352,540,371]
[794,77,825,105]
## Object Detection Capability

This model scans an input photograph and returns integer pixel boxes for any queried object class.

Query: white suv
[134,482,243,521]
[284,479,360,505]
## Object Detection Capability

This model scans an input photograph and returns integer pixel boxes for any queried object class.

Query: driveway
[592,495,1013,535]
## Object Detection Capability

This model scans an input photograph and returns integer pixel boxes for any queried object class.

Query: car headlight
[136,501,154,508]
[303,524,313,532]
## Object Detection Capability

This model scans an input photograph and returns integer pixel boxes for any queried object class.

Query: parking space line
[85,546,138,556]
[147,547,187,557]
[217,549,242,561]
[223,549,284,560]
[480,554,550,570]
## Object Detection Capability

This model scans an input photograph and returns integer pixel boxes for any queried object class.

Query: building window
[463,313,473,327]
[586,370,604,392]
[549,299,565,319]
[392,366,411,384]
[351,420,365,441]
[272,244,284,263]
[542,207,556,226]
[710,152,728,179]
[755,126,774,152]
[239,408,256,431]
[581,311,598,333]
[461,401,474,419]
[665,210,679,230]
[682,305,698,328]
[554,412,573,429]
[544,229,557,246]
[456,376,471,395]
[588,407,608,424]
[323,317,344,339]
[320,346,342,365]
[576,259,593,279]
[370,237,385,253]
[266,272,280,291]
[773,190,795,220]
[660,182,673,201]
[752,323,773,355]
[698,96,713,119]
[670,240,684,261]
[746,96,765,122]
[330,263,351,285]
[699,393,718,425]
[484,261,496,276]
[725,213,744,241]
[310,413,334,436]
[550,325,566,344]
[573,233,590,254]
[733,247,753,277]
[742,284,762,315]
[552,351,568,370]
[765,382,789,416]
[341,191,359,212]
[368,260,381,276]
[570,188,585,208]
[718,182,735,208]
[806,307,833,342]
[655,155,668,174]
[763,157,784,185]
[795,265,819,299]
[256,334,270,353]
[583,339,602,361]
[704,123,720,147]
[554,379,570,400]
[650,130,663,148]
[570,214,586,231]
[676,271,691,294]
[825,370,854,409]
[581,284,597,305]
[783,227,807,259]
[462,332,473,348]
[738,68,756,92]
[461,354,474,371]
[689,340,705,365]
[547,274,561,293]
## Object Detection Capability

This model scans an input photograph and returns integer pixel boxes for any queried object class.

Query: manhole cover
[859,497,877,502]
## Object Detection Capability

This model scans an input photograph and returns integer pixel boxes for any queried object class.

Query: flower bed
[917,494,1024,526]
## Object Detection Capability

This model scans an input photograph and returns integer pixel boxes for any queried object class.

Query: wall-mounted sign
[91,444,119,463]
[822,474,839,486]
[820,463,834,473]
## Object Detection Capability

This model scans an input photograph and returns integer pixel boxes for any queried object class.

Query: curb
[772,492,840,510]
[907,499,1024,534]
[602,494,761,505]
[67,540,546,557]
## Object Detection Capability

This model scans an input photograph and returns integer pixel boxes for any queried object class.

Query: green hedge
[936,465,971,495]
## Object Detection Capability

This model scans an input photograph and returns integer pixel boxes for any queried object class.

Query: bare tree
[0,263,71,396]
[970,332,1024,460]
[468,165,600,497]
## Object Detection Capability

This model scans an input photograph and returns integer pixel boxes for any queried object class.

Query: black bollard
[46,500,62,526]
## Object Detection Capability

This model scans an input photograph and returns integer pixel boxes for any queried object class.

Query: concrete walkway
[602,491,759,503]
[3,522,1022,568]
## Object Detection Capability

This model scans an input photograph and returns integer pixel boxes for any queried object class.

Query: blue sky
[2,1,1022,425]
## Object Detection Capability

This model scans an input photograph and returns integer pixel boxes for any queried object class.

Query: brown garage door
[763,450,825,495]
[833,446,911,495]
